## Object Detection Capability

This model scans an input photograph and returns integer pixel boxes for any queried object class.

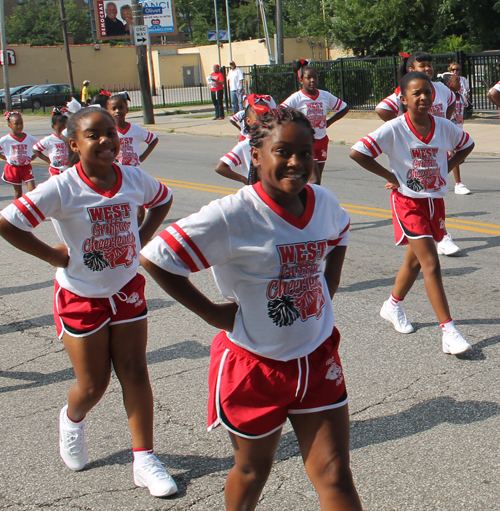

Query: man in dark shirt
[105,2,127,36]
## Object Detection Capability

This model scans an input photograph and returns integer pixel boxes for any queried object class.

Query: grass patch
[185,113,216,119]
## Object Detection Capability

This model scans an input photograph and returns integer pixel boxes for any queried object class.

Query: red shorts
[391,190,446,246]
[313,136,329,163]
[54,273,148,339]
[208,327,348,439]
[2,164,34,185]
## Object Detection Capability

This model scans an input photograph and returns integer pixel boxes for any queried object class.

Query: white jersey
[459,76,470,96]
[220,138,252,178]
[351,113,473,199]
[116,123,156,166]
[1,163,171,298]
[141,183,349,362]
[282,89,347,139]
[376,82,455,118]
[34,134,69,171]
[0,133,37,166]
[451,92,465,129]
[490,81,500,94]
[230,110,249,138]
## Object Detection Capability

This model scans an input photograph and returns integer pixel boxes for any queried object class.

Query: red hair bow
[4,110,21,119]
[246,93,272,115]
[399,52,410,58]
[99,89,111,97]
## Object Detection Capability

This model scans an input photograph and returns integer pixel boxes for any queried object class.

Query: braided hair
[247,106,315,185]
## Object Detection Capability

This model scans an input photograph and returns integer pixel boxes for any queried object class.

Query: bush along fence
[240,50,500,113]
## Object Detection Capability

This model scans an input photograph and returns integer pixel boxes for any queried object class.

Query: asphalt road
[1,125,500,510]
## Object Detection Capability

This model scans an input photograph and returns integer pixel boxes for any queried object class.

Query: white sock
[64,408,85,429]
[133,449,154,463]
[441,319,457,333]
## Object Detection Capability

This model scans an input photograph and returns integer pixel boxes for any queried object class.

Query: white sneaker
[455,183,471,195]
[437,234,461,256]
[134,453,178,497]
[442,329,472,355]
[380,300,414,334]
[59,405,87,471]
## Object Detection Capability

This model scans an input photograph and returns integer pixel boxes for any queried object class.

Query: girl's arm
[33,150,50,164]
[375,108,396,122]
[139,137,159,163]
[326,105,349,127]
[323,246,347,299]
[0,154,6,161]
[349,149,399,189]
[0,216,69,267]
[447,143,475,173]
[139,197,172,248]
[139,255,238,331]
[215,161,248,184]
[487,88,500,108]
[230,119,240,130]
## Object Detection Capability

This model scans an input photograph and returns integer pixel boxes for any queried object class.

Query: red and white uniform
[451,92,465,129]
[231,110,248,141]
[459,76,470,97]
[220,138,252,178]
[351,113,473,199]
[116,123,156,166]
[376,82,455,118]
[1,163,171,298]
[0,133,37,166]
[141,182,350,362]
[34,134,69,176]
[282,90,347,139]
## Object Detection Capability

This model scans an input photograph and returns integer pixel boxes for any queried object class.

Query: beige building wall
[1,39,352,90]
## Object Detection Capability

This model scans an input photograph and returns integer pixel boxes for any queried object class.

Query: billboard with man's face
[94,0,176,39]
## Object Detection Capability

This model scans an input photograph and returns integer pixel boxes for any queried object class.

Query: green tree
[6,0,92,46]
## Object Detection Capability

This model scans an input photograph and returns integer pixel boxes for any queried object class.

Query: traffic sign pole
[214,0,221,67]
[131,0,154,124]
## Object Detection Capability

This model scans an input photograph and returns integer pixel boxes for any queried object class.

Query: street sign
[133,25,150,46]
[208,30,228,42]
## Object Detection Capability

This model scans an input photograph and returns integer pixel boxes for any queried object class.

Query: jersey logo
[406,147,446,192]
[82,203,137,272]
[325,356,344,385]
[266,240,328,327]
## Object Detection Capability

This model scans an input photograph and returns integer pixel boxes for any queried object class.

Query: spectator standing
[81,81,90,105]
[227,61,244,115]
[208,65,225,120]
[448,62,470,118]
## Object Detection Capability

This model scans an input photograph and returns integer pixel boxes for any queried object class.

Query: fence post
[253,64,258,94]
[392,55,398,88]
[199,82,203,104]
[162,85,165,106]
[339,58,345,101]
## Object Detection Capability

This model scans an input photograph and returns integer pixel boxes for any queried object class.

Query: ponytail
[397,51,433,84]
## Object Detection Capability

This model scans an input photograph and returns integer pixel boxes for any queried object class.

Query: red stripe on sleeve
[456,132,470,150]
[172,224,210,269]
[158,229,199,273]
[224,153,240,166]
[144,183,169,209]
[23,196,45,221]
[34,142,45,151]
[13,199,40,228]
[381,98,398,114]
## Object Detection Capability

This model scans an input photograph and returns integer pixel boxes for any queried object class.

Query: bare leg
[13,184,23,200]
[110,319,153,449]
[391,244,421,300]
[290,405,363,511]
[309,161,322,185]
[62,328,112,422]
[451,164,461,184]
[225,429,282,511]
[26,180,36,192]
[407,237,451,323]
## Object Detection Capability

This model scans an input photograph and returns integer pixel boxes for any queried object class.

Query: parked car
[0,85,34,109]
[11,84,71,110]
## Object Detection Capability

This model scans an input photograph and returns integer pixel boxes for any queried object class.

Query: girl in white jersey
[282,59,349,184]
[350,72,475,356]
[0,111,38,199]
[140,107,363,511]
[0,108,178,498]
[107,93,158,226]
[375,51,463,257]
[33,108,70,177]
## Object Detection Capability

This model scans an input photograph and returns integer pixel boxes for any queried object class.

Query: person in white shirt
[350,71,475,356]
[375,51,463,257]
[227,61,245,114]
[140,106,362,511]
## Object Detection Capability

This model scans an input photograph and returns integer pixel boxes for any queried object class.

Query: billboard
[94,0,176,40]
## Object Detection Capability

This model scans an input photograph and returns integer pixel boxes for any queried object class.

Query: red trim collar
[253,182,315,229]
[300,89,320,101]
[9,133,27,142]
[404,112,435,145]
[117,123,131,135]
[76,162,122,198]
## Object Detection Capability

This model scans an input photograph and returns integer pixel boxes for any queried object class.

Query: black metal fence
[239,51,500,113]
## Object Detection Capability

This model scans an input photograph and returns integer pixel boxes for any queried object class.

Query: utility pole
[224,0,232,62]
[59,0,75,94]
[0,0,11,110]
[214,0,221,66]
[276,0,284,64]
[131,0,154,124]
